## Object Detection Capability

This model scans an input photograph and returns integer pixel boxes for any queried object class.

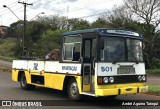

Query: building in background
[0,25,8,38]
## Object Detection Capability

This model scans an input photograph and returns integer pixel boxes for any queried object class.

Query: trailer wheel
[20,73,35,90]
[68,79,81,101]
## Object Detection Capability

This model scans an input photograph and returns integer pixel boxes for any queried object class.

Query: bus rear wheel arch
[19,72,36,90]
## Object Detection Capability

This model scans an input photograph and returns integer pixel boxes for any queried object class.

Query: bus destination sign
[107,30,139,36]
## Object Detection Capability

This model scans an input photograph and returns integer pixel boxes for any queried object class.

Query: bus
[12,28,148,100]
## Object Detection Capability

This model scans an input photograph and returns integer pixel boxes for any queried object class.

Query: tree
[32,29,68,57]
[8,20,24,41]
[68,19,91,30]
[67,18,79,30]
[27,21,47,43]
[98,5,146,33]
[91,18,108,28]
[36,15,68,30]
[124,0,160,66]
[99,5,135,29]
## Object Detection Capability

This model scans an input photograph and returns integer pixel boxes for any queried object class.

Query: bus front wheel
[20,73,36,90]
[68,78,81,101]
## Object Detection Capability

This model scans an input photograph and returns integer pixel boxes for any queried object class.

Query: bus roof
[62,28,143,39]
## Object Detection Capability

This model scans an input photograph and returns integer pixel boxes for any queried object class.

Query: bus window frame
[62,35,82,62]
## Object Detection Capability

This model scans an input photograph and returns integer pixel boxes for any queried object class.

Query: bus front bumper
[96,85,148,96]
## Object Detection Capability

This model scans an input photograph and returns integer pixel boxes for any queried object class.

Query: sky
[0,0,123,26]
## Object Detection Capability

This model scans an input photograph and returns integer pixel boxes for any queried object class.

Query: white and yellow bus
[12,28,148,100]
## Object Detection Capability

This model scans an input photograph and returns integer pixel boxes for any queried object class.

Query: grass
[0,38,16,59]
[146,83,160,96]
[146,69,160,75]
[0,55,17,62]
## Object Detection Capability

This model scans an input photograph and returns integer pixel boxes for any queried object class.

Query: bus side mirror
[100,39,104,50]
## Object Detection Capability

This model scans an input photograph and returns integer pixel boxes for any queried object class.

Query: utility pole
[18,1,32,49]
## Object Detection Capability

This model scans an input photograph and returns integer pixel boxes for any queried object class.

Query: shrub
[151,58,160,68]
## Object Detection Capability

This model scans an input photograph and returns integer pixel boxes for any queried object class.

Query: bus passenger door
[82,39,95,92]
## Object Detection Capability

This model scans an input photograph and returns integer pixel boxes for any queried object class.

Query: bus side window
[73,43,81,61]
[63,36,81,62]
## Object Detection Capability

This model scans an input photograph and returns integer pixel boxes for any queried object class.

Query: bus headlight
[142,75,146,81]
[103,77,108,83]
[138,76,142,81]
[109,77,114,83]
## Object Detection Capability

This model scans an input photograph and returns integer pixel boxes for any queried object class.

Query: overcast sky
[0,0,123,26]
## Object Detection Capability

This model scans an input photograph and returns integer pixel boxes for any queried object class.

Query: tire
[67,78,81,101]
[20,73,36,90]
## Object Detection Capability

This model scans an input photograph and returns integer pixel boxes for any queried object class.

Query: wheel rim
[70,82,78,97]
[21,75,26,86]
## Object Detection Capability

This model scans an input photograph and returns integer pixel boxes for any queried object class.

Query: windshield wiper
[128,49,139,64]
[112,53,125,64]
[112,49,139,64]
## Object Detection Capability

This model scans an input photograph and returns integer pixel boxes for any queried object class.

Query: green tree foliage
[27,21,47,43]
[66,18,91,30]
[31,29,67,57]
[7,20,24,42]
[151,57,160,69]
[69,19,91,30]
[36,15,68,30]
[91,18,108,28]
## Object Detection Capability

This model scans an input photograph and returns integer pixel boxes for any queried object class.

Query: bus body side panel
[12,60,28,82]
[24,71,82,92]
[12,69,19,82]
[44,73,65,90]
[25,70,32,84]
[12,60,82,92]
[75,76,82,93]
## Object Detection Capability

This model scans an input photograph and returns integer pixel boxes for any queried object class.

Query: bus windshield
[100,37,143,62]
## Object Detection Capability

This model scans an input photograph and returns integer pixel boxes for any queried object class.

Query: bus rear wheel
[68,79,81,101]
[20,73,36,90]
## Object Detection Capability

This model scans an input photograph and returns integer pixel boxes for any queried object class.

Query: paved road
[0,60,12,68]
[0,71,160,109]
[147,76,160,85]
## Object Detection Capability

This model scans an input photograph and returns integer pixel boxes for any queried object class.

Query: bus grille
[117,66,135,74]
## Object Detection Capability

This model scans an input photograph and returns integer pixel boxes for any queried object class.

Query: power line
[0,3,20,13]
[0,0,112,25]
[76,11,107,19]
[51,0,104,10]
[52,0,111,14]
[0,0,109,17]
[0,0,40,16]
[0,7,23,16]
[3,5,21,20]
[0,0,18,10]
[62,0,111,15]
[7,0,18,6]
